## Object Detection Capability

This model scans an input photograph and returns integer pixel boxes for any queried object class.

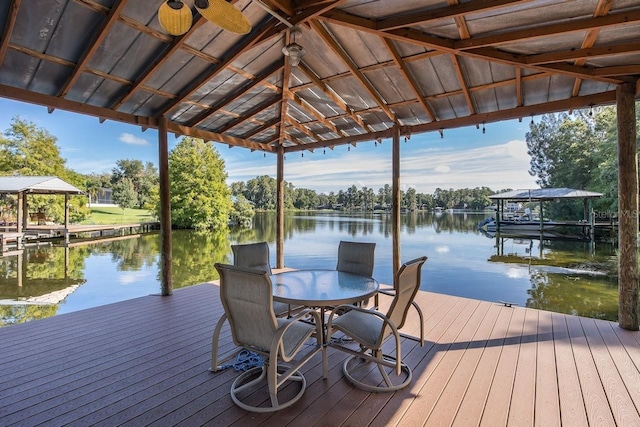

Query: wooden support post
[158,116,173,296]
[392,126,401,282]
[64,193,70,244]
[276,145,285,269]
[17,191,23,233]
[616,82,638,330]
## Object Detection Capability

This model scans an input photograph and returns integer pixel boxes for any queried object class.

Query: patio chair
[324,256,427,392]
[336,241,375,277]
[214,263,323,412]
[336,240,376,307]
[212,242,291,371]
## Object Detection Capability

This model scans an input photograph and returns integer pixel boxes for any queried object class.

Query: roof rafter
[297,63,371,130]
[573,0,614,96]
[285,116,323,142]
[285,91,342,136]
[112,17,207,110]
[188,60,284,127]
[158,17,280,116]
[0,83,266,151]
[58,0,127,99]
[0,0,20,68]
[377,0,531,31]
[310,19,396,122]
[318,9,631,84]
[217,95,282,133]
[382,38,437,121]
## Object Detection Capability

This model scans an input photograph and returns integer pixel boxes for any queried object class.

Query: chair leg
[211,313,227,371]
[322,346,328,379]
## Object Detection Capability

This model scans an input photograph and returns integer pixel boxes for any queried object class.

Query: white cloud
[119,133,149,146]
[67,158,117,174]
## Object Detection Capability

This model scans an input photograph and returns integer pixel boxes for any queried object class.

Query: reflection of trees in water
[526,270,618,321]
[170,229,231,288]
[0,305,58,327]
[254,211,487,238]
[0,246,89,299]
[91,234,160,271]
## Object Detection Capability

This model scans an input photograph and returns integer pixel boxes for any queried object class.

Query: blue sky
[0,97,538,194]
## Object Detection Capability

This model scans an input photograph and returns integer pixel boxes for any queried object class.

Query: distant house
[88,188,116,207]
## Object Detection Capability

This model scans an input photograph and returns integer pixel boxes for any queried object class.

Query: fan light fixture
[158,1,193,36]
[157,0,252,36]
[282,26,305,67]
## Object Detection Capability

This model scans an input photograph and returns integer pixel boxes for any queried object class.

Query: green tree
[111,159,158,209]
[111,177,136,213]
[167,137,232,230]
[230,194,255,227]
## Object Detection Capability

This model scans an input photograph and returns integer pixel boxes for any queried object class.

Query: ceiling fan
[157,0,252,36]
[157,0,305,66]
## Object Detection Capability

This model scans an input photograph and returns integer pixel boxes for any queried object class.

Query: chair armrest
[272,308,323,361]
[326,304,403,374]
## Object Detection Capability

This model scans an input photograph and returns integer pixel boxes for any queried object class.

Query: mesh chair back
[215,263,278,352]
[385,256,428,336]
[336,241,376,277]
[232,242,272,274]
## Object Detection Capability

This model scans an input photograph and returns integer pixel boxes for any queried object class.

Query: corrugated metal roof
[0,176,84,194]
[0,0,638,153]
[489,188,603,200]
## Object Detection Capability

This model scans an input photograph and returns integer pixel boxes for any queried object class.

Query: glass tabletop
[270,269,379,307]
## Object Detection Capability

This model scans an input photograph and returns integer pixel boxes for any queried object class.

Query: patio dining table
[270,269,379,323]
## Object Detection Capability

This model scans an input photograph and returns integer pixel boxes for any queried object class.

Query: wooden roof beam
[242,117,280,139]
[310,19,397,123]
[453,9,640,50]
[319,11,631,84]
[278,29,293,148]
[285,117,322,142]
[0,0,20,68]
[285,91,343,136]
[377,0,530,31]
[526,41,640,66]
[285,90,618,153]
[58,0,127,99]
[188,60,284,127]
[112,17,207,110]
[573,0,614,96]
[0,83,265,150]
[297,62,371,131]
[217,96,282,133]
[382,38,437,121]
[158,17,280,116]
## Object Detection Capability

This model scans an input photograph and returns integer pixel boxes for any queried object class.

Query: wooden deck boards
[1,283,639,427]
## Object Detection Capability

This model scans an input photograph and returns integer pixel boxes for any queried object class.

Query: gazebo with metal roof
[0,176,85,233]
[0,0,637,329]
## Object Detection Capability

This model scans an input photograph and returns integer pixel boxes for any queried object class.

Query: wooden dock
[0,281,638,426]
[0,222,159,253]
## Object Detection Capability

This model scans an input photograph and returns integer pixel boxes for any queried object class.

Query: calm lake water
[0,211,619,326]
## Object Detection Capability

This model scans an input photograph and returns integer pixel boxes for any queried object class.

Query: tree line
[231,176,499,212]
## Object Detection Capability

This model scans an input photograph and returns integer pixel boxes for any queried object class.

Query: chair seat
[276,317,317,358]
[332,309,383,347]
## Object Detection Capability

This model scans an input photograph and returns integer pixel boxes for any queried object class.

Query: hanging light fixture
[195,0,252,35]
[158,0,252,36]
[282,26,305,67]
[158,1,193,36]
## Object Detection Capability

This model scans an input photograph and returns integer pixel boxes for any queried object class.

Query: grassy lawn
[82,207,156,225]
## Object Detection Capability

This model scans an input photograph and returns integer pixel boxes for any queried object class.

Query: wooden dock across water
[0,280,638,426]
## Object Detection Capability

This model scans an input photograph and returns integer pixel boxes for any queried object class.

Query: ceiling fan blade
[195,0,252,35]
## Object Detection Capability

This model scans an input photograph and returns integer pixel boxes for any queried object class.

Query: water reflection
[0,211,620,326]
